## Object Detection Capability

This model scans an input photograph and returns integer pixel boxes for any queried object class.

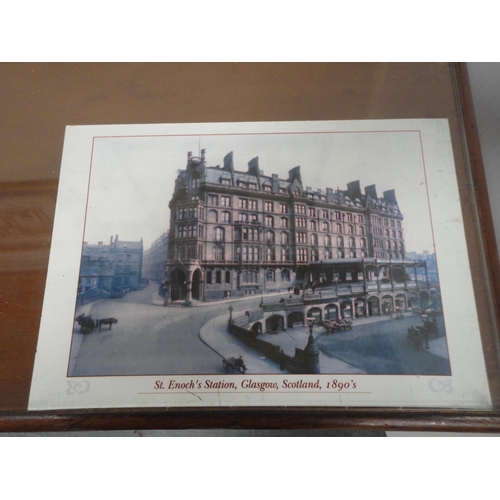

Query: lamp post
[304,318,320,374]
[421,314,430,349]
[307,318,315,336]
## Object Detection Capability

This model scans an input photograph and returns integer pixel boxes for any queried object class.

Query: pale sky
[84,128,435,253]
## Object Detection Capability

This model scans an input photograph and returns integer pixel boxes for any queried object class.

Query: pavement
[199,313,283,373]
[151,288,299,308]
[199,312,366,374]
[199,309,449,375]
[72,284,449,376]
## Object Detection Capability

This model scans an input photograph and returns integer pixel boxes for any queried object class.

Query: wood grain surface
[1,63,499,431]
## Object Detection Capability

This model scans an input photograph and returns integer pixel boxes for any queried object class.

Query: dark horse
[97,318,118,331]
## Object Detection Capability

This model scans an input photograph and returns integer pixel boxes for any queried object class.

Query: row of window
[371,215,402,228]
[180,243,406,262]
[218,176,338,201]
[206,246,386,262]
[177,224,201,238]
[206,268,291,285]
[216,228,370,247]
[207,211,367,232]
[296,248,370,261]
[206,269,231,285]
[199,197,402,229]
[205,196,405,227]
[176,224,406,254]
[373,239,405,251]
[115,265,133,274]
[178,207,199,219]
[230,181,274,192]
[204,209,398,235]
[372,227,404,238]
[174,244,201,260]
[374,251,404,259]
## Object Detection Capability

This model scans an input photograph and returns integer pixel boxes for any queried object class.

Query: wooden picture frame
[1,63,499,432]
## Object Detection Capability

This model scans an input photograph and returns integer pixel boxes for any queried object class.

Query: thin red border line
[66,127,451,379]
[66,135,97,376]
[90,129,424,140]
[418,130,453,371]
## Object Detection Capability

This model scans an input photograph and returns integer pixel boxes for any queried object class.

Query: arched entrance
[192,269,202,301]
[395,293,406,312]
[354,298,366,318]
[367,296,380,316]
[266,314,285,333]
[419,291,430,308]
[407,292,419,310]
[325,304,339,320]
[251,322,262,335]
[382,295,394,315]
[287,311,304,328]
[340,300,353,319]
[307,307,322,322]
[170,268,187,302]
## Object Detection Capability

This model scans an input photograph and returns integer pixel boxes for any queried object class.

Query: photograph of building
[67,127,449,378]
[77,235,144,306]
[165,149,434,320]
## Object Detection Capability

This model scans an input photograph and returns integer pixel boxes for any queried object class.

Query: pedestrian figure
[423,327,430,349]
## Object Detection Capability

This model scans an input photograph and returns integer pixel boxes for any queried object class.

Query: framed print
[1,63,499,432]
[28,118,491,411]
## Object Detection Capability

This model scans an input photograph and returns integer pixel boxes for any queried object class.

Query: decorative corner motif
[429,378,453,393]
[66,380,90,395]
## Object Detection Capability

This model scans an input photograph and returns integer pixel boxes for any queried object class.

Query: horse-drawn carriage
[75,314,96,335]
[222,356,247,374]
[320,319,353,335]
[75,314,118,335]
[407,316,439,350]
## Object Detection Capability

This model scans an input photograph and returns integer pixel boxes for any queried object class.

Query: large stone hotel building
[164,149,430,315]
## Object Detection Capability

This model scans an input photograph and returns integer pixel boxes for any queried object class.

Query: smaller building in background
[143,232,169,283]
[77,235,143,307]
